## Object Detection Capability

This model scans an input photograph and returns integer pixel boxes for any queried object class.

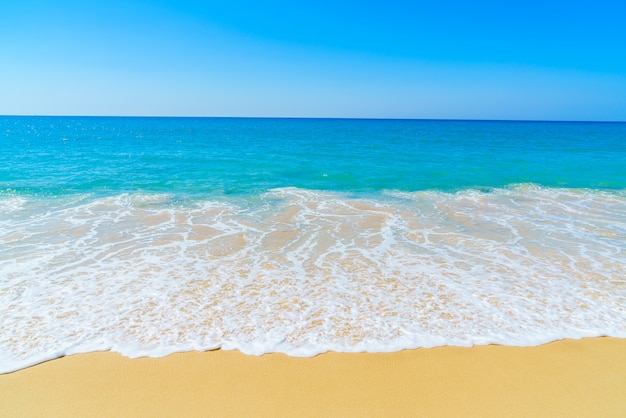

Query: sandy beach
[1,337,625,417]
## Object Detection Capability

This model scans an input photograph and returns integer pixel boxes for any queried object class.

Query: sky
[1,0,625,120]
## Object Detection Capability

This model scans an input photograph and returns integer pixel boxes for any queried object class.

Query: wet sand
[1,337,625,417]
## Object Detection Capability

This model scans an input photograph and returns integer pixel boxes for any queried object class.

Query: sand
[1,337,625,417]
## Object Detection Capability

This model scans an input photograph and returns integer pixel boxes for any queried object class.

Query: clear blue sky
[1,0,625,120]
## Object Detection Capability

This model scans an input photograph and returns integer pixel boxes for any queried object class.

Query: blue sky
[1,0,625,120]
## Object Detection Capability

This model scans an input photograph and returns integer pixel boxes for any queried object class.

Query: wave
[1,186,625,373]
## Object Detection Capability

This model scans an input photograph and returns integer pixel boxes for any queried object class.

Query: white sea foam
[1,186,626,373]
[0,195,27,214]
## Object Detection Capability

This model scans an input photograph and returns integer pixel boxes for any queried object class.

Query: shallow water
[1,117,625,373]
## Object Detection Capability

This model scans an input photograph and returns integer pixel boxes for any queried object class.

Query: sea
[1,116,625,373]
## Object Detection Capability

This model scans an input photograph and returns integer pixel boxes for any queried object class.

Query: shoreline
[1,337,625,417]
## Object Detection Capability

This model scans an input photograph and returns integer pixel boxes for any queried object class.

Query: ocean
[1,116,625,373]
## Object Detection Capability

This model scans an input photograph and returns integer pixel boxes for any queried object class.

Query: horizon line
[1,114,625,124]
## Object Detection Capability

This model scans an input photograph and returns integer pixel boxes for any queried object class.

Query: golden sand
[1,337,625,417]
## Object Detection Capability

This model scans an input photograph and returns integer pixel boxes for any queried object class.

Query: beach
[1,337,625,417]
[2,118,625,416]
[3,0,626,411]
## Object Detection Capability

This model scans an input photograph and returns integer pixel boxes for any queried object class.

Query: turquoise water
[2,117,625,197]
[1,116,625,373]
